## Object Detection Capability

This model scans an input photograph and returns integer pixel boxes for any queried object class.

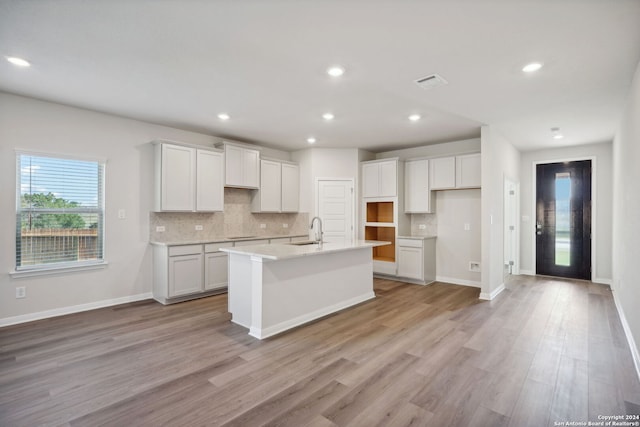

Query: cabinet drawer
[205,242,233,253]
[397,238,423,248]
[168,244,202,256]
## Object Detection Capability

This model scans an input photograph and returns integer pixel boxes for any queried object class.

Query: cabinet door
[281,163,299,212]
[161,144,195,211]
[379,161,397,197]
[204,252,228,291]
[362,163,380,198]
[398,247,423,280]
[430,157,456,190]
[259,160,282,212]
[242,149,260,188]
[225,145,243,187]
[456,153,481,188]
[168,253,203,297]
[405,160,430,213]
[196,150,224,211]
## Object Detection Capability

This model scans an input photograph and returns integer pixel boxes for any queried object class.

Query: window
[16,152,105,271]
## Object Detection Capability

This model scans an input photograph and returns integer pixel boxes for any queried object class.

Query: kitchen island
[220,240,389,339]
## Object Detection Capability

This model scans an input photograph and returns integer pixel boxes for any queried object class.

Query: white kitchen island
[220,240,389,339]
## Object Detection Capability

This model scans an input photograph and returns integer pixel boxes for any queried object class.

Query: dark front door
[536,160,591,280]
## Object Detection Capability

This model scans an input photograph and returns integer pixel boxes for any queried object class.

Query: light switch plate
[418,224,426,230]
[156,226,166,232]
[118,209,126,219]
[195,225,203,231]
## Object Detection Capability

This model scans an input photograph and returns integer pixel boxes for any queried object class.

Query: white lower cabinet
[154,243,225,304]
[396,238,436,284]
[204,243,232,291]
[166,245,203,298]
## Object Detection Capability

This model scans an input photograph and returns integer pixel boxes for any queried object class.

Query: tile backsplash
[409,213,438,236]
[150,188,309,242]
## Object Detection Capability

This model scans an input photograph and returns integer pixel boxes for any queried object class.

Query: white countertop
[220,240,390,261]
[150,234,307,246]
[397,235,437,240]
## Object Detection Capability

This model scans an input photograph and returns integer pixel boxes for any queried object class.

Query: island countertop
[220,240,389,261]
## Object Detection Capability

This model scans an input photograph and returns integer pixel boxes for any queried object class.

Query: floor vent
[415,73,448,90]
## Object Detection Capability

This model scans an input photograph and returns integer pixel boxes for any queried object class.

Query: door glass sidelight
[555,172,571,266]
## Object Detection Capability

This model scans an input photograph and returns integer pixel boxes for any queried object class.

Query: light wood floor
[1,276,639,426]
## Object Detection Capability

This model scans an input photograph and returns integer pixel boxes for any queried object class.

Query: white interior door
[317,180,354,244]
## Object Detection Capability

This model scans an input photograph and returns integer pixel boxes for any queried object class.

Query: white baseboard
[611,288,640,382]
[249,292,375,339]
[0,292,153,328]
[435,276,481,288]
[479,283,506,301]
[519,269,535,276]
[593,277,613,286]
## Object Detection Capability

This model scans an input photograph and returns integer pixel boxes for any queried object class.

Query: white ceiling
[1,1,639,153]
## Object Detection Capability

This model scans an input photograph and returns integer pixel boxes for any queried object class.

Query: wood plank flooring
[1,275,639,426]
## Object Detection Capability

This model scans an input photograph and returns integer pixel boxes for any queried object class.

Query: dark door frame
[532,156,596,281]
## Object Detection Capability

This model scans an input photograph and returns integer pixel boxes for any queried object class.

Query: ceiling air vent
[415,74,448,90]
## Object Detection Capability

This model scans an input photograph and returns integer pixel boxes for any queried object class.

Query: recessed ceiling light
[551,127,564,139]
[322,113,334,121]
[217,113,230,121]
[522,62,543,73]
[408,114,421,122]
[307,137,316,144]
[6,56,30,67]
[327,66,345,77]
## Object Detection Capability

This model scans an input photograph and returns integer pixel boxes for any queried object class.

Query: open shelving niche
[363,199,409,274]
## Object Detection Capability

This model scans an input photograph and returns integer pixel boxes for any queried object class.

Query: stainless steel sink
[287,240,321,246]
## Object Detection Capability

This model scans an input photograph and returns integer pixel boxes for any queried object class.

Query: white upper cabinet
[362,159,398,198]
[196,149,224,212]
[158,143,195,211]
[404,159,433,213]
[154,142,223,212]
[258,159,282,212]
[455,153,481,188]
[429,156,456,190]
[430,153,481,190]
[223,143,260,189]
[281,163,300,212]
[251,159,299,213]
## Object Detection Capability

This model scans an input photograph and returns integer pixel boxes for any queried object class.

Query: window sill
[9,261,109,279]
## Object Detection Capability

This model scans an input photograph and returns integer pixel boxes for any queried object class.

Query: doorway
[535,160,592,280]
[316,179,355,244]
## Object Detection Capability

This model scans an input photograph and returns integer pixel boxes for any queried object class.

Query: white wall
[0,92,224,324]
[480,126,521,299]
[435,189,482,286]
[612,60,640,367]
[519,142,613,282]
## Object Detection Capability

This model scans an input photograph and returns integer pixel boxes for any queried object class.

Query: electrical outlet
[464,223,471,231]
[418,224,426,230]
[118,209,126,219]
[16,286,26,299]
[469,262,481,272]
[195,225,203,231]
[156,226,166,232]
[282,223,288,228]
[260,224,266,229]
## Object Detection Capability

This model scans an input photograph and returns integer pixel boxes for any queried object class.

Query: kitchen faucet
[310,216,323,246]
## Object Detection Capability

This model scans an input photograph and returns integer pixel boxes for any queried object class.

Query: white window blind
[16,153,105,270]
